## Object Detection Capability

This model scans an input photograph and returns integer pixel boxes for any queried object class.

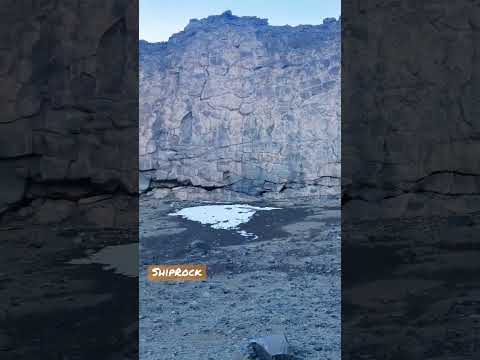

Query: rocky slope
[140,196,340,360]
[140,11,340,197]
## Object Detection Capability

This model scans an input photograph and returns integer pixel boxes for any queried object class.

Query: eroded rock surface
[0,0,138,222]
[140,11,340,196]
[0,1,138,359]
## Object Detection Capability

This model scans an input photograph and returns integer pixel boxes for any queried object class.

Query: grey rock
[140,12,340,197]
[139,173,151,193]
[250,334,292,360]
[151,188,171,199]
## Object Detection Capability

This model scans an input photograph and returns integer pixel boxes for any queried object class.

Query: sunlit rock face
[140,11,340,197]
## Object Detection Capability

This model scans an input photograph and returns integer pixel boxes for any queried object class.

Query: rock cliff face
[140,11,340,197]
[0,0,138,223]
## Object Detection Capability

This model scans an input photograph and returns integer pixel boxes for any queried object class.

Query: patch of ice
[168,204,280,239]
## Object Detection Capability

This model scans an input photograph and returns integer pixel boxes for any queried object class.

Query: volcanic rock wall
[140,11,340,197]
[343,1,480,219]
[0,0,138,225]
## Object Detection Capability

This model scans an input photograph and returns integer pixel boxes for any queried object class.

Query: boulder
[250,334,292,360]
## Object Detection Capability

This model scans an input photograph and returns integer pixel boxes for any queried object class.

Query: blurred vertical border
[0,1,139,359]
[343,0,480,359]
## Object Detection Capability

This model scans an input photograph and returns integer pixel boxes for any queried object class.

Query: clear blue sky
[140,0,341,42]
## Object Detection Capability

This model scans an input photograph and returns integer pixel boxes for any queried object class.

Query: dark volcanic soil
[139,195,340,360]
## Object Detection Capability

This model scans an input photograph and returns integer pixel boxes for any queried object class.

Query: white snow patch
[168,204,280,238]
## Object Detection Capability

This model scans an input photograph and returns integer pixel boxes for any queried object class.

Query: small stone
[190,239,209,251]
[139,173,151,193]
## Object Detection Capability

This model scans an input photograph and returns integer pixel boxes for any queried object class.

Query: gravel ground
[140,195,340,360]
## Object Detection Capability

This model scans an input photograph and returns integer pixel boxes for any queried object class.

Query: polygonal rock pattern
[140,12,340,196]
[0,0,138,224]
